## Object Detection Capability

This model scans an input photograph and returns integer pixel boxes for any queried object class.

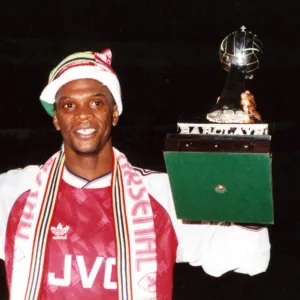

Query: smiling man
[0,49,270,300]
[53,79,119,180]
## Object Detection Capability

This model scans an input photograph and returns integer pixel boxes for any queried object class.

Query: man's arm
[0,166,39,260]
[176,222,270,277]
[144,172,270,277]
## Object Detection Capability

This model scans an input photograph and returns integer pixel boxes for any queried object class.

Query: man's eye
[92,100,103,107]
[63,102,74,109]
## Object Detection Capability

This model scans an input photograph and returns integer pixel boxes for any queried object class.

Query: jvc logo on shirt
[48,255,117,289]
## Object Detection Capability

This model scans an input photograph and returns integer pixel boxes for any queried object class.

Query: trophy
[164,26,273,224]
[207,25,264,124]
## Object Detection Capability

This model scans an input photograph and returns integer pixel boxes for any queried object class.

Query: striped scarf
[9,148,157,300]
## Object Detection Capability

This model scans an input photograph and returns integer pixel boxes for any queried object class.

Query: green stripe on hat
[41,101,54,117]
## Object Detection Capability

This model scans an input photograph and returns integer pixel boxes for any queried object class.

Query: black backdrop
[0,64,300,299]
[1,0,300,299]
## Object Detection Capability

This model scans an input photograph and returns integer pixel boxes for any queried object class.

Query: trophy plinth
[164,27,273,224]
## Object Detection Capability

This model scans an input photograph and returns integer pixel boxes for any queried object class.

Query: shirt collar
[62,166,112,189]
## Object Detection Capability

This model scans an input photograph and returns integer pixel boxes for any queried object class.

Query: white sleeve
[0,165,40,260]
[143,172,271,277]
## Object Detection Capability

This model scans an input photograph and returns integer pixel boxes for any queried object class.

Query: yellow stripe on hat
[49,51,96,83]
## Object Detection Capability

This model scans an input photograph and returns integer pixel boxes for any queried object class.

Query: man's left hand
[240,91,261,123]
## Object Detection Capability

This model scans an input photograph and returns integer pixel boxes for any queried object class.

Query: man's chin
[72,146,101,157]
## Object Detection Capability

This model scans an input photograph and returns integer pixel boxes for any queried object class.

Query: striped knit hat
[40,49,122,117]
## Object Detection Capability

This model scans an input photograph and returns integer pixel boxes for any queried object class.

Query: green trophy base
[164,133,273,224]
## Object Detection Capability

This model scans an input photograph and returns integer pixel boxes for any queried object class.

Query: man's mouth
[75,128,97,137]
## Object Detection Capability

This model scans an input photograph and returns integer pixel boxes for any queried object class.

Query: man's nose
[75,106,93,120]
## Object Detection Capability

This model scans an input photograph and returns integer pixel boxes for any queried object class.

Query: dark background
[0,0,300,299]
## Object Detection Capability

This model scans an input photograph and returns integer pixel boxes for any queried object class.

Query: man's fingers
[216,91,261,121]
[250,108,261,120]
[242,104,249,114]
[240,93,256,107]
[240,91,261,122]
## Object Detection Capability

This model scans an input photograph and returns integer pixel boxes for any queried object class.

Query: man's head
[53,78,119,156]
[40,49,122,156]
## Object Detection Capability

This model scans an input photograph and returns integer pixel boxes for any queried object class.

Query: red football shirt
[5,170,178,299]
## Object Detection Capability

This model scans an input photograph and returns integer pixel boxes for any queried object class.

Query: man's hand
[240,90,261,123]
[214,91,261,124]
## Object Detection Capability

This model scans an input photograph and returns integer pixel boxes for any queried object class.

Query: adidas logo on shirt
[50,223,70,240]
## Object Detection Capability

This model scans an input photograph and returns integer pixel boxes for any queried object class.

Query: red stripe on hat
[92,51,116,75]
[54,61,97,80]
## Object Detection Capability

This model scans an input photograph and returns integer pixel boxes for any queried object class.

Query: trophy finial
[240,25,246,32]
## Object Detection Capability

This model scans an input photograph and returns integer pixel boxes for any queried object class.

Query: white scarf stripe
[114,149,158,299]
[27,152,64,300]
[29,179,56,298]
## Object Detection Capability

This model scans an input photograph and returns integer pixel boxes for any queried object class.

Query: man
[0,49,270,300]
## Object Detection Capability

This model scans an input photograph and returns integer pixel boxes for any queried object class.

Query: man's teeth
[76,128,96,135]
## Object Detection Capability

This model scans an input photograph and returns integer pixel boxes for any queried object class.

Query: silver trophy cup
[206,26,264,123]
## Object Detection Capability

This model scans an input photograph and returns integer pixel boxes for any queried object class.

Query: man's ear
[53,111,60,131]
[112,105,119,127]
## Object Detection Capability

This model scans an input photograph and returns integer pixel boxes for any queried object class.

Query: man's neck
[64,142,114,181]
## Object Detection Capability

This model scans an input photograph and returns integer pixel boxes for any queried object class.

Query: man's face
[53,79,119,156]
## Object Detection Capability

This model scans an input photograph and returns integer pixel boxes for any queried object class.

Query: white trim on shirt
[62,167,112,189]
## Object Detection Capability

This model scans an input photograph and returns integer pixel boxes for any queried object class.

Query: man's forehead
[56,79,112,99]
[59,78,108,89]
